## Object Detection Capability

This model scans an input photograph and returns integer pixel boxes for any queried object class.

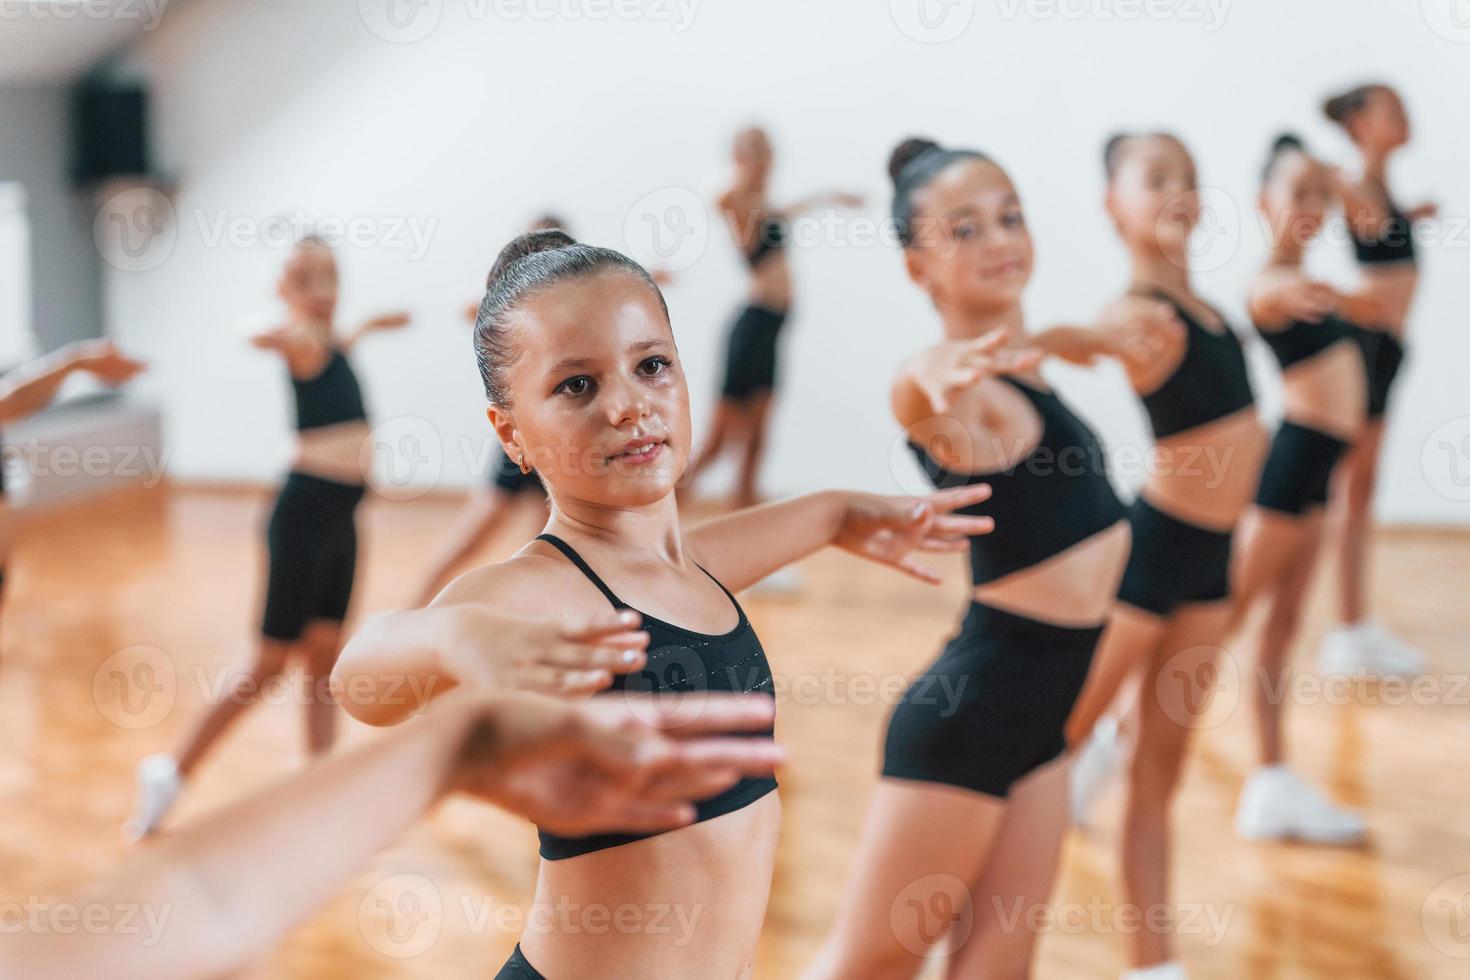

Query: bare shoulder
[430,544,603,619]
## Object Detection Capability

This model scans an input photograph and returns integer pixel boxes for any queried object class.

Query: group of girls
[80,80,1424,980]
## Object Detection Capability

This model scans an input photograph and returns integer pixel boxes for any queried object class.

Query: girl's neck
[546,491,687,565]
[1359,144,1391,184]
[1128,249,1193,299]
[936,300,1026,345]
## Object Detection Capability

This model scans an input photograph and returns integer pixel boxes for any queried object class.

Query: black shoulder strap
[535,533,624,609]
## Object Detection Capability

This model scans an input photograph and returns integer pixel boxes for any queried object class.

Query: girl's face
[277,243,339,325]
[1354,87,1410,151]
[903,158,1034,311]
[488,272,689,509]
[1259,149,1332,248]
[733,128,773,182]
[1106,135,1200,255]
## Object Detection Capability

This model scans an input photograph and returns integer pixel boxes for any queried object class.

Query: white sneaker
[748,565,804,597]
[1071,716,1126,829]
[1122,962,1188,980]
[125,754,181,841]
[1319,621,1426,678]
[1234,765,1366,844]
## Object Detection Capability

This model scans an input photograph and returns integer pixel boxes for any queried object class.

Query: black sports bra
[908,376,1124,587]
[533,533,778,861]
[292,348,367,431]
[1351,197,1417,266]
[746,215,788,268]
[1138,292,1255,440]
[1256,313,1369,371]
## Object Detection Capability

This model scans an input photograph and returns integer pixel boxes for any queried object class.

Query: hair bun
[1272,132,1305,154]
[486,229,576,290]
[888,138,941,184]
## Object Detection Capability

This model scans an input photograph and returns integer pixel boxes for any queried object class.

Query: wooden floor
[1,483,1466,978]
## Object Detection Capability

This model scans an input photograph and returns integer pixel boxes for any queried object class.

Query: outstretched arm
[686,485,993,595]
[341,311,412,350]
[333,564,649,727]
[0,340,146,425]
[0,690,783,980]
[774,191,865,220]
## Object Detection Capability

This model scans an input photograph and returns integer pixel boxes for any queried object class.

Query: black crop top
[292,348,367,431]
[908,376,1124,586]
[1352,198,1417,266]
[1256,313,1368,371]
[1139,292,1255,440]
[533,533,778,861]
[746,216,788,268]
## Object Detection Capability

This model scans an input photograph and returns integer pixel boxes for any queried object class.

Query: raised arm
[0,690,783,980]
[686,485,994,595]
[0,340,146,425]
[1247,270,1387,329]
[1031,295,1183,378]
[773,191,865,220]
[332,560,649,727]
[340,311,412,350]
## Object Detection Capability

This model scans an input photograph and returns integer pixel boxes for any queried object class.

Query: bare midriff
[291,421,371,485]
[1139,407,1269,531]
[519,792,781,980]
[1278,340,1369,441]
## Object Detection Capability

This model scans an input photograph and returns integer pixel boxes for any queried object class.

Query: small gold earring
[517,454,531,475]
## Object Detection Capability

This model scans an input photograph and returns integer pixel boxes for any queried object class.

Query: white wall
[0,86,107,358]
[105,0,1470,521]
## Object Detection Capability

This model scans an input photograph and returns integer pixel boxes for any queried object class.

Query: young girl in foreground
[805,138,1169,979]
[334,229,992,979]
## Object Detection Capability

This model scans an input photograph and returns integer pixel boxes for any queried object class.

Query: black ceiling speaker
[70,76,155,188]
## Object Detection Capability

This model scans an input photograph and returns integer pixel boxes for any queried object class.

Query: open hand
[441,607,650,697]
[833,485,995,584]
[453,691,784,837]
